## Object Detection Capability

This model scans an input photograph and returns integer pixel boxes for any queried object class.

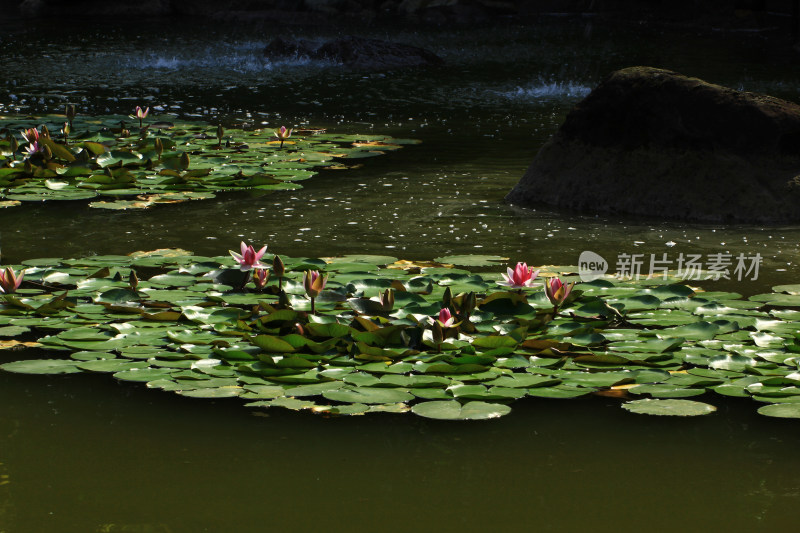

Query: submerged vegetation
[2,246,800,420]
[0,109,417,210]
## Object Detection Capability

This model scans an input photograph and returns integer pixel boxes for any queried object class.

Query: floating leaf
[433,255,509,267]
[0,359,81,374]
[757,403,800,418]
[621,399,717,416]
[411,400,511,420]
[323,387,414,404]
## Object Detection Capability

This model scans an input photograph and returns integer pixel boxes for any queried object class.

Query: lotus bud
[9,135,18,155]
[272,255,285,277]
[380,289,394,312]
[179,152,190,170]
[545,277,575,312]
[216,124,224,144]
[66,104,76,123]
[432,321,444,346]
[274,125,292,148]
[303,270,327,299]
[135,106,149,128]
[153,137,163,160]
[121,129,130,138]
[41,124,50,138]
[462,291,477,315]
[129,270,139,290]
[42,144,52,161]
[253,268,269,290]
[442,286,452,309]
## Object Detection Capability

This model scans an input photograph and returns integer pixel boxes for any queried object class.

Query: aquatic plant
[23,141,41,158]
[274,125,292,149]
[303,269,327,314]
[2,250,800,420]
[435,307,455,328]
[65,104,76,130]
[545,276,574,314]
[498,262,538,289]
[253,268,269,290]
[20,128,39,145]
[0,114,418,210]
[230,242,268,271]
[61,122,71,145]
[272,254,285,291]
[135,106,149,128]
[0,266,23,293]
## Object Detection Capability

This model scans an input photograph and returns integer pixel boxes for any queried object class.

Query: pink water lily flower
[274,126,292,140]
[20,128,39,144]
[230,241,268,271]
[253,267,269,289]
[274,126,292,148]
[0,267,24,294]
[24,141,41,156]
[545,277,574,307]
[303,270,327,299]
[499,262,539,288]
[435,307,455,328]
[135,106,149,127]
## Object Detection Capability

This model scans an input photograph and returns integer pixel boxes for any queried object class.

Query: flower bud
[272,255,285,277]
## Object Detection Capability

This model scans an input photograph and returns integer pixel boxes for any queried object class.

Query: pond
[2,14,800,532]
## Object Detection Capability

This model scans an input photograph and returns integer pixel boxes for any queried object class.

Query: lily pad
[433,255,510,267]
[621,399,717,416]
[756,403,800,418]
[0,359,81,374]
[411,400,512,420]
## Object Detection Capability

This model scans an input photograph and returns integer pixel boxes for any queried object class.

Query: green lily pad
[756,403,800,418]
[621,399,717,416]
[178,387,242,398]
[0,359,81,374]
[433,255,510,267]
[323,387,414,404]
[411,400,512,420]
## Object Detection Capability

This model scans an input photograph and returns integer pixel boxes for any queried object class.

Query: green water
[2,16,800,532]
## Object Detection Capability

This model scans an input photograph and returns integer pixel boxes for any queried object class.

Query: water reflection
[2,370,800,532]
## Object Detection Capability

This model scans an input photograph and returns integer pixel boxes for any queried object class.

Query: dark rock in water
[263,36,443,69]
[505,66,800,223]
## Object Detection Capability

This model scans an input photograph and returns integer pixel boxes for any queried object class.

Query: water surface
[2,16,800,532]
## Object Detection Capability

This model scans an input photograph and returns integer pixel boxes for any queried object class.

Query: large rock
[505,66,800,223]
[263,36,443,69]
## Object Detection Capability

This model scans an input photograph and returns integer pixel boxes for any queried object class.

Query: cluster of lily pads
[0,107,417,210]
[2,246,800,420]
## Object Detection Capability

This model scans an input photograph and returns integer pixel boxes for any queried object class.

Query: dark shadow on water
[2,370,800,532]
